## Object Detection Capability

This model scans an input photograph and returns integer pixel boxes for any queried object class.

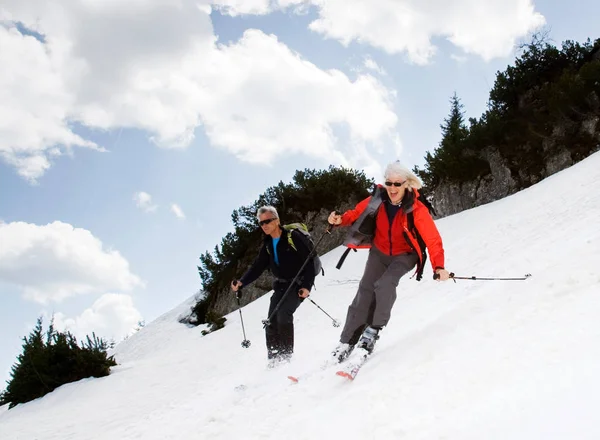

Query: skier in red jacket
[328,161,451,362]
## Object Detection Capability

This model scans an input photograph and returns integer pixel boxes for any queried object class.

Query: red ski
[336,352,369,381]
[286,357,341,384]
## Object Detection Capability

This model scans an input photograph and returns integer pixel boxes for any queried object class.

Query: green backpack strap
[283,223,309,251]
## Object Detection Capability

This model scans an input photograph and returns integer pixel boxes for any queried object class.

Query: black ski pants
[265,281,304,359]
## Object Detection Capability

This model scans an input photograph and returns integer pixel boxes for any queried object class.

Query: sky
[0,0,599,387]
[1,150,599,439]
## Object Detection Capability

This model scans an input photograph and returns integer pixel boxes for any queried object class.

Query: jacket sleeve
[239,244,270,287]
[290,230,316,291]
[412,201,445,271]
[340,196,372,226]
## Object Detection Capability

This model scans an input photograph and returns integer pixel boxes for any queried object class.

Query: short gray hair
[384,161,423,190]
[256,205,279,221]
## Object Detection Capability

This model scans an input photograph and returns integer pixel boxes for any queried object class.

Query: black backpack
[283,223,324,277]
[266,223,324,278]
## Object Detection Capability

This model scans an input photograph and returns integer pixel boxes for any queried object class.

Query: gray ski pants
[340,247,419,344]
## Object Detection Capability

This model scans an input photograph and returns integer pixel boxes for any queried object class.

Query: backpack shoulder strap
[286,230,297,251]
[283,223,309,252]
[406,210,415,231]
[415,189,437,217]
[335,247,356,270]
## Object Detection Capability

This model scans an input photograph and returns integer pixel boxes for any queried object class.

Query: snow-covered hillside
[2,152,600,440]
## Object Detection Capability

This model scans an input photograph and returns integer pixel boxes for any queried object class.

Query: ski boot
[267,352,292,369]
[332,342,355,363]
[356,326,379,354]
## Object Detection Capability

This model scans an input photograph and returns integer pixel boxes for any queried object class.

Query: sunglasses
[258,218,277,226]
[385,181,406,187]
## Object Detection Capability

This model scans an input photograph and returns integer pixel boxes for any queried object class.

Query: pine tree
[418,93,469,187]
[0,316,117,409]
[440,93,469,154]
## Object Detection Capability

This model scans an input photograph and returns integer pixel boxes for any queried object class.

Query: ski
[287,357,342,383]
[336,349,369,381]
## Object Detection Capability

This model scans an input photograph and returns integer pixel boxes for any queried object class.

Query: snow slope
[1,152,600,440]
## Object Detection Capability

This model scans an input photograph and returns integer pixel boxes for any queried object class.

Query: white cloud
[133,191,158,213]
[364,56,386,75]
[1,0,398,180]
[198,30,398,165]
[217,0,546,65]
[50,293,144,342]
[209,0,309,15]
[171,204,186,219]
[307,0,545,64]
[0,24,103,183]
[0,221,144,303]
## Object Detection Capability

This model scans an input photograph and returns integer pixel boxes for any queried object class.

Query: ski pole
[307,298,341,327]
[262,224,333,329]
[434,272,532,282]
[235,292,251,348]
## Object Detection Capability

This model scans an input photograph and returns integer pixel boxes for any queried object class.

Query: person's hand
[434,268,451,281]
[231,279,243,292]
[298,288,310,298]
[328,211,342,226]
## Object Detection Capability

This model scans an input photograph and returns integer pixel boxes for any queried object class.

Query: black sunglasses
[385,181,406,187]
[259,218,277,226]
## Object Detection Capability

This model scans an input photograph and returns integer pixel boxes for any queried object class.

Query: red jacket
[340,189,445,272]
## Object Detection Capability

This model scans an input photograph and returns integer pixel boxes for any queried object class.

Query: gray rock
[430,118,598,219]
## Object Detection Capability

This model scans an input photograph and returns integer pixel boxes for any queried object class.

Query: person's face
[384,176,407,204]
[258,212,279,235]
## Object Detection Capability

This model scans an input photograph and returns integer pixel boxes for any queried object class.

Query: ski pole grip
[433,272,455,280]
[233,281,242,300]
[326,210,342,231]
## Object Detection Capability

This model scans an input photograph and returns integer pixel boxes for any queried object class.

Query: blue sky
[0,0,598,386]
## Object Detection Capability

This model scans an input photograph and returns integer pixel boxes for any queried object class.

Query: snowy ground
[1,152,600,440]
